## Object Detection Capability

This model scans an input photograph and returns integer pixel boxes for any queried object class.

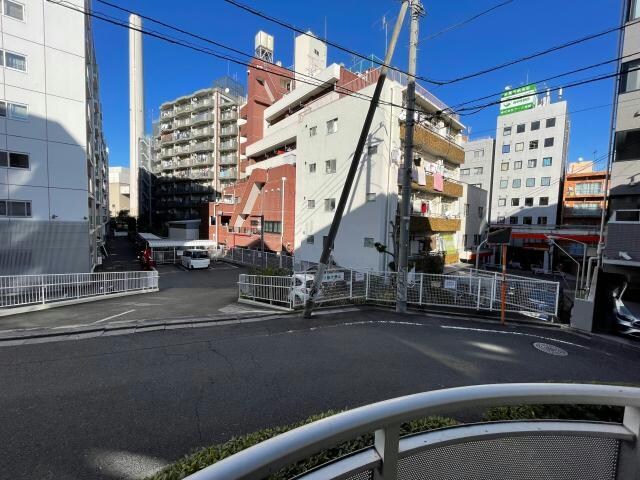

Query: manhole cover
[533,342,568,356]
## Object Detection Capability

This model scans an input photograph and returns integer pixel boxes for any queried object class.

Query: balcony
[191,127,214,139]
[604,209,640,266]
[220,125,238,137]
[220,140,238,152]
[192,98,213,111]
[405,212,461,232]
[180,383,640,480]
[190,169,214,179]
[219,154,237,166]
[218,168,237,180]
[191,113,214,125]
[220,111,238,122]
[409,174,463,198]
[175,103,192,115]
[403,123,465,164]
[160,109,174,119]
[564,207,603,217]
[191,141,215,153]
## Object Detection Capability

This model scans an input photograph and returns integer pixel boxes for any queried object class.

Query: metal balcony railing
[218,168,237,180]
[184,383,640,480]
[192,113,214,124]
[564,207,602,217]
[219,154,237,165]
[220,140,238,151]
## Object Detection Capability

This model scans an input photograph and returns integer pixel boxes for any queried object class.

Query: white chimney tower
[128,14,144,218]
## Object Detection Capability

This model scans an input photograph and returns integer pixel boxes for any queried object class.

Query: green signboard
[499,84,537,116]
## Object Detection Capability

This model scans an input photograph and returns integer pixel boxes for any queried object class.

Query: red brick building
[562,162,607,226]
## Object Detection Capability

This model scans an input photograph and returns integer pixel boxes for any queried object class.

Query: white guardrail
[184,383,640,480]
[0,271,159,310]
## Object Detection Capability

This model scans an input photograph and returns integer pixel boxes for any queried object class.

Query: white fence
[0,271,159,310]
[239,269,560,318]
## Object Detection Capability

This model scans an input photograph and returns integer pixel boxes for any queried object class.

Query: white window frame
[325,158,336,174]
[308,163,316,173]
[324,198,336,212]
[8,101,28,121]
[309,126,317,137]
[307,199,315,209]
[0,199,31,217]
[3,0,25,22]
[2,49,27,72]
[326,118,338,135]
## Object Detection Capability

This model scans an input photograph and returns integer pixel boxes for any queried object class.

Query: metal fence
[184,383,640,480]
[239,269,560,318]
[0,271,159,309]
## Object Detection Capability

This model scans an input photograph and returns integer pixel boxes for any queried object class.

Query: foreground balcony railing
[185,383,640,480]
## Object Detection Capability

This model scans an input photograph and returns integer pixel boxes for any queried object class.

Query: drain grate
[533,342,568,356]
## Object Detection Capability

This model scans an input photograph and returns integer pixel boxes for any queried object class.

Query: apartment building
[458,183,489,262]
[108,166,129,216]
[561,161,607,226]
[152,76,245,224]
[461,138,495,192]
[0,0,109,274]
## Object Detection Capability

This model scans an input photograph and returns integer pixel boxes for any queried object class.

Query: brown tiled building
[561,161,607,226]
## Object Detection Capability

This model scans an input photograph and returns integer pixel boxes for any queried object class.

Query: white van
[181,249,211,270]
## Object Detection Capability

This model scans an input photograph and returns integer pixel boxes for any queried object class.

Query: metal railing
[184,383,640,480]
[237,275,292,308]
[0,271,159,309]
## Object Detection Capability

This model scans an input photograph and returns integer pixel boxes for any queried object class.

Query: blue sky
[90,0,623,168]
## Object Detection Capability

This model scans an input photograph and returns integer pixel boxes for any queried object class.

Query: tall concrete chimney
[128,14,144,218]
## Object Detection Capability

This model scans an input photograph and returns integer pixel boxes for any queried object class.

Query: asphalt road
[1,309,639,479]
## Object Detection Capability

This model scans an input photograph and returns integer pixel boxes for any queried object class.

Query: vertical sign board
[500,84,537,116]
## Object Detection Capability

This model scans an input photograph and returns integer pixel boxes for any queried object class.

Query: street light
[547,235,587,290]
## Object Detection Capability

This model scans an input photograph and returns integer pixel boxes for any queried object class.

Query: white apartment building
[491,87,569,227]
[459,183,488,258]
[461,137,495,192]
[0,0,109,274]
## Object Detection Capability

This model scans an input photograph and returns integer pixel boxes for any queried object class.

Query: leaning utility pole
[303,1,409,319]
[397,0,424,313]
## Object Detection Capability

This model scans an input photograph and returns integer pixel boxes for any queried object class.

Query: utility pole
[397,0,424,313]
[303,1,409,319]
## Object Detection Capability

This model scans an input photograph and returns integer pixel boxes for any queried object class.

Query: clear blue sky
[89,0,623,168]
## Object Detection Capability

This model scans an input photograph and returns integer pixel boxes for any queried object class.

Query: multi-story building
[152,77,245,224]
[108,166,130,217]
[561,161,607,226]
[0,0,108,274]
[461,138,495,192]
[458,183,489,263]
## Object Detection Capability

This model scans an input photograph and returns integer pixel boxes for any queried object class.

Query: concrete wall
[459,183,489,251]
[462,138,495,192]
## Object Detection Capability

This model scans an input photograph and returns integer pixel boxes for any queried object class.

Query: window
[509,216,519,225]
[325,159,336,174]
[512,178,521,188]
[537,216,548,225]
[514,160,522,169]
[3,0,24,21]
[620,60,640,93]
[531,120,540,131]
[474,149,484,158]
[544,137,554,147]
[501,162,509,171]
[542,157,552,167]
[511,198,520,206]
[464,203,470,215]
[528,159,537,168]
[524,197,533,206]
[364,237,375,248]
[0,199,31,217]
[461,168,470,176]
[306,235,314,244]
[541,177,551,186]
[263,221,282,234]
[474,167,483,174]
[628,0,640,20]
[309,126,317,137]
[473,183,482,188]
[366,193,376,202]
[308,163,316,173]
[526,178,535,187]
[324,198,336,211]
[522,216,532,225]
[0,101,5,117]
[497,216,505,224]
[529,140,538,150]
[0,151,6,167]
[4,50,26,71]
[368,145,378,155]
[478,206,484,218]
[615,129,640,161]
[8,102,27,120]
[498,198,506,206]
[499,180,508,189]
[515,142,524,152]
[502,144,510,153]
[539,197,549,205]
[516,124,525,133]
[0,150,28,169]
[307,199,315,209]
[326,118,338,134]
[503,126,511,136]
[575,182,603,194]
[546,118,556,128]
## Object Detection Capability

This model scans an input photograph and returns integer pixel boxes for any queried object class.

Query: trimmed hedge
[483,403,624,423]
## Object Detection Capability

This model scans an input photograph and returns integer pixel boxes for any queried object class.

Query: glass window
[628,0,640,20]
[542,157,552,166]
[615,129,640,161]
[541,177,551,186]
[309,126,317,137]
[263,221,282,233]
[514,160,522,169]
[366,193,376,202]
[306,235,314,244]
[529,140,538,150]
[4,0,24,20]
[531,121,540,131]
[511,198,519,206]
[539,197,549,205]
[464,203,470,215]
[497,216,505,224]
[8,200,30,217]
[0,151,6,167]
[364,237,375,248]
[509,216,518,225]
[308,163,316,173]
[499,180,508,189]
[516,124,525,133]
[474,167,483,174]
[498,198,506,206]
[324,198,336,211]
[575,182,603,194]
[544,137,554,147]
[523,216,532,225]
[307,199,315,209]
[537,216,548,225]
[512,178,521,188]
[474,149,484,158]
[502,144,510,153]
[503,126,511,136]
[9,152,28,168]
[5,51,26,71]
[501,162,509,171]
[0,101,5,117]
[528,159,537,168]
[325,159,336,174]
[461,168,470,176]
[620,60,640,93]
[515,142,524,152]
[8,103,27,120]
[546,118,556,128]
[525,197,533,206]
[526,178,535,187]
[0,200,5,216]
[326,118,338,134]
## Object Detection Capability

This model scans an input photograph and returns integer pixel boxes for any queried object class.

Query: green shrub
[249,265,292,277]
[483,404,624,423]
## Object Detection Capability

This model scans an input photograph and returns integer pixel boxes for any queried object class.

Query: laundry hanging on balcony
[434,173,444,192]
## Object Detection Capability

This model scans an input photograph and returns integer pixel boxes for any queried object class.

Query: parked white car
[181,249,210,270]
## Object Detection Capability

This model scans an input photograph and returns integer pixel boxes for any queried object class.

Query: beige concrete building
[108,166,130,217]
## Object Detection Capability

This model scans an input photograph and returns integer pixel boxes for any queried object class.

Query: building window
[308,163,316,173]
[464,203,470,215]
[544,137,554,147]
[525,197,533,206]
[498,198,506,206]
[540,177,551,186]
[3,0,24,21]
[307,199,315,209]
[503,126,511,136]
[512,178,521,188]
[523,216,533,225]
[501,162,509,171]
[620,60,640,93]
[629,0,640,20]
[502,144,510,153]
[8,102,27,120]
[575,182,602,194]
[497,216,505,224]
[515,142,524,152]
[306,235,314,244]
[531,120,540,131]
[368,144,378,155]
[537,216,548,225]
[0,199,31,217]
[514,160,522,169]
[325,159,336,174]
[473,183,482,188]
[364,237,375,248]
[474,149,484,158]
[509,216,519,225]
[478,206,484,218]
[516,124,525,134]
[511,198,520,206]
[309,126,317,137]
[614,129,640,161]
[366,192,376,202]
[324,198,336,211]
[3,50,26,71]
[539,197,549,205]
[527,159,537,168]
[263,221,282,233]
[529,140,538,150]
[0,150,29,169]
[499,180,508,189]
[546,118,556,128]
[461,168,470,176]
[474,167,483,174]
[543,157,552,166]
[526,178,535,187]
[326,118,338,134]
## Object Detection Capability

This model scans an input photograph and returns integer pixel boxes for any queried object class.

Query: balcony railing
[219,154,237,165]
[191,113,214,124]
[183,383,640,480]
[564,207,602,217]
[220,111,238,121]
[191,127,214,138]
[191,141,215,153]
[220,140,238,152]
[218,168,237,180]
[402,123,465,164]
[404,211,461,232]
[408,172,464,198]
[220,125,238,136]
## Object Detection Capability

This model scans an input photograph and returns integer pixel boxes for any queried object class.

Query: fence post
[76,273,80,299]
[349,270,353,300]
[365,272,370,300]
[476,277,482,311]
[279,254,283,269]
[41,275,46,304]
[418,274,423,306]
[374,425,400,480]
[555,281,560,318]
[490,272,497,312]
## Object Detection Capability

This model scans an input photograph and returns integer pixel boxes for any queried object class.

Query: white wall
[460,183,488,251]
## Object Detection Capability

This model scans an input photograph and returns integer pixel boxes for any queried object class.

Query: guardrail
[184,383,640,480]
[0,271,159,310]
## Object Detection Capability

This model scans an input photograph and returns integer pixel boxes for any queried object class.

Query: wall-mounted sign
[500,84,537,116]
